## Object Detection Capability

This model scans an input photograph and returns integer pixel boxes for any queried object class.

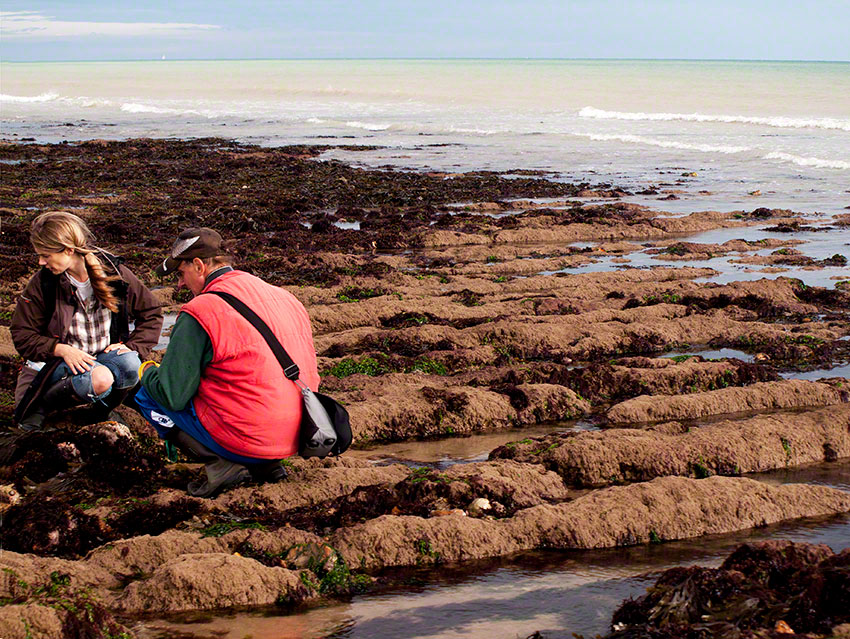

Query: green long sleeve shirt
[141,312,213,411]
[141,266,233,411]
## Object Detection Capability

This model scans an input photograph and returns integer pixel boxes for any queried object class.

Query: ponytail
[83,251,120,313]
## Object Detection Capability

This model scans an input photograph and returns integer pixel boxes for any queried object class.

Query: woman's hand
[103,342,131,354]
[53,343,96,374]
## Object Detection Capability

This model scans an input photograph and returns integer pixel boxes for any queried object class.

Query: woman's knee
[90,365,115,395]
[98,350,142,389]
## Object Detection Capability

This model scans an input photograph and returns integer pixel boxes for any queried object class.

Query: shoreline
[0,137,849,639]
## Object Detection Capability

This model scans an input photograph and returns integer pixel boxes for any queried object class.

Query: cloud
[0,11,220,39]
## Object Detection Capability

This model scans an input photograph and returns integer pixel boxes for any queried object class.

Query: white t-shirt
[67,273,94,303]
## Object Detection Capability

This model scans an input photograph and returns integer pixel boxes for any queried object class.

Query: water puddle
[334,220,361,230]
[153,313,177,351]
[781,362,850,381]
[132,461,850,639]
[661,347,754,362]
[750,457,850,492]
[349,420,597,470]
[534,221,849,288]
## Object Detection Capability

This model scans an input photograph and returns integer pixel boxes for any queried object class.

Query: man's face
[176,259,206,296]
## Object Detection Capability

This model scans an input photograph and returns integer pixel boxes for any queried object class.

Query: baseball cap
[155,227,226,277]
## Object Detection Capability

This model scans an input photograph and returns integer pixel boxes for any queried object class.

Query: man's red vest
[182,270,320,459]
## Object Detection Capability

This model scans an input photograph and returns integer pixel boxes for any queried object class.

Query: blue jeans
[134,387,269,464]
[48,349,141,404]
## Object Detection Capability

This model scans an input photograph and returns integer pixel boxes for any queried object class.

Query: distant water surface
[2,59,849,214]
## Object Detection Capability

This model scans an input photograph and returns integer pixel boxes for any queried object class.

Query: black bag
[205,291,351,458]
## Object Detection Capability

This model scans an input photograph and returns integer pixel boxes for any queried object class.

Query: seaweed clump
[605,540,849,638]
[1,496,109,557]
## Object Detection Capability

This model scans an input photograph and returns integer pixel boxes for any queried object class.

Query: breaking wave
[763,152,850,170]
[1,92,60,102]
[575,132,750,154]
[447,126,500,135]
[579,106,850,132]
[120,103,189,115]
[344,121,391,131]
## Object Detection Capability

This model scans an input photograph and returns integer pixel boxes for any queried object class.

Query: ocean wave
[579,106,850,132]
[575,132,750,154]
[1,92,60,103]
[121,102,189,115]
[344,121,391,131]
[76,97,115,108]
[764,152,850,170]
[447,126,500,135]
[120,102,228,119]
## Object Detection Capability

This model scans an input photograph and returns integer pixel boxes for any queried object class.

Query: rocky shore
[0,138,848,638]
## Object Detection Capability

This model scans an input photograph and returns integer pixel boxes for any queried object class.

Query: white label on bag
[150,411,175,429]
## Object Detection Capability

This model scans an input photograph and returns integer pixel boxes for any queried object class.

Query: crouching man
[136,228,320,497]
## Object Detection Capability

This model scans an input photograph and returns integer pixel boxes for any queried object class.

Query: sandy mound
[114,553,315,612]
[331,476,850,569]
[495,403,850,487]
[607,379,849,424]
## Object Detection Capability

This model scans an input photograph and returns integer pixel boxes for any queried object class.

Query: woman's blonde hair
[30,211,120,313]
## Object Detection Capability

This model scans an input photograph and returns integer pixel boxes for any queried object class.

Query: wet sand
[0,138,848,639]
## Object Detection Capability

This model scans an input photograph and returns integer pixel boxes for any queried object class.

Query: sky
[1,1,849,62]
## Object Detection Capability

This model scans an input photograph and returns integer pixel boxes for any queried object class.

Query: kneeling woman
[11,211,163,430]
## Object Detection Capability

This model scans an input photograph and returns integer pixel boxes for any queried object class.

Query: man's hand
[104,342,131,354]
[53,343,95,374]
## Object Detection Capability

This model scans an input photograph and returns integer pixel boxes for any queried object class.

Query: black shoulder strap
[204,291,301,381]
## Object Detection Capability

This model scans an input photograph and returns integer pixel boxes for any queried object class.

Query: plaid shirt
[67,292,111,355]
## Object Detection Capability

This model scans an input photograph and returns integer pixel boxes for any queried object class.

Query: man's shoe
[187,459,251,498]
[170,429,250,498]
[248,460,288,484]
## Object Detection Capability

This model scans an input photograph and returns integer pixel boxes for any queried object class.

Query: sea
[2,59,849,217]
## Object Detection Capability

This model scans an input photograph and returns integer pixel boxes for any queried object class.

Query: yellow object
[138,360,159,379]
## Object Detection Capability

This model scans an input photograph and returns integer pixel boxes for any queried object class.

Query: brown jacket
[11,253,162,416]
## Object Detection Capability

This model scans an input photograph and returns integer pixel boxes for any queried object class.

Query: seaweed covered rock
[1,496,109,557]
[606,540,850,638]
[73,422,167,492]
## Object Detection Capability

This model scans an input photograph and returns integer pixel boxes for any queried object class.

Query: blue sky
[2,1,849,62]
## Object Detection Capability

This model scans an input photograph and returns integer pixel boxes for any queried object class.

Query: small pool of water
[781,362,850,381]
[536,221,849,289]
[153,313,177,351]
[349,420,597,470]
[661,347,754,363]
[334,220,361,230]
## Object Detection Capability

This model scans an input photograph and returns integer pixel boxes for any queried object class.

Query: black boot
[247,459,288,484]
[18,376,83,432]
[171,429,250,498]
[17,407,51,433]
[78,383,137,425]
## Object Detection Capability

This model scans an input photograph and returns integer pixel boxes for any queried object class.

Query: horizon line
[2,56,849,64]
